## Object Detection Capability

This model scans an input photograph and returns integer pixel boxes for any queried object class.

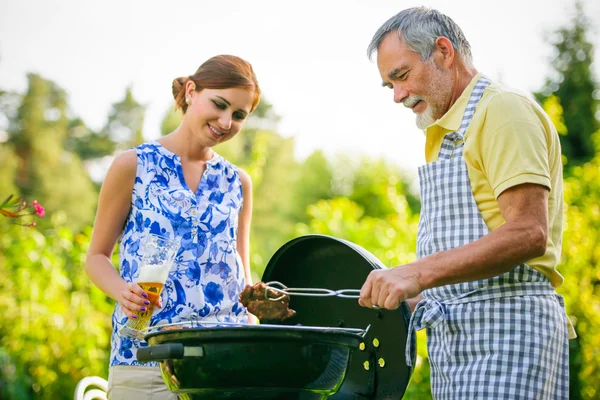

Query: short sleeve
[478,93,551,199]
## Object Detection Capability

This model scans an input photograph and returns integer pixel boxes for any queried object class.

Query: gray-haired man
[359,7,573,399]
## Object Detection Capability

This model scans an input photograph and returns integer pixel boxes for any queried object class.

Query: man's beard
[416,106,436,130]
[404,62,454,131]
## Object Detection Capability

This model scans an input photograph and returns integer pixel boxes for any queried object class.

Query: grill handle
[137,343,184,362]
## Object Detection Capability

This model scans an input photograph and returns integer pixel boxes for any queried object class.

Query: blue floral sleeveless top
[110,141,248,366]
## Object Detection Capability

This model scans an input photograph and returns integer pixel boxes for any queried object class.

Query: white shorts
[107,365,178,400]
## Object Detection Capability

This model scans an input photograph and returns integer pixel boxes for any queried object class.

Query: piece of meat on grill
[239,282,296,322]
[159,325,184,331]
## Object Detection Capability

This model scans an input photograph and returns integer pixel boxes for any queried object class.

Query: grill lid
[261,234,414,399]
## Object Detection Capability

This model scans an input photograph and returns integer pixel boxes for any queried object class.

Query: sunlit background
[1,1,599,399]
[2,0,599,175]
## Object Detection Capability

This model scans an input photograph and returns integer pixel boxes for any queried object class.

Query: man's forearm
[415,220,547,291]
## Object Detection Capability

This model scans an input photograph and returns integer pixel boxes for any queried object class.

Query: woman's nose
[219,115,232,130]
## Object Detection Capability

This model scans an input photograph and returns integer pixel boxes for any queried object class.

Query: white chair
[74,376,108,400]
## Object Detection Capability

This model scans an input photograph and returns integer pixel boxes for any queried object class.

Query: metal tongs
[265,281,380,309]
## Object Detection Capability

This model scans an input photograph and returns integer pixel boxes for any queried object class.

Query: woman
[85,54,261,399]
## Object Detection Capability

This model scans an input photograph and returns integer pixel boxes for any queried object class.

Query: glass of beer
[119,233,179,340]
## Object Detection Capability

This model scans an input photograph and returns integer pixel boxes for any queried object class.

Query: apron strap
[452,75,492,143]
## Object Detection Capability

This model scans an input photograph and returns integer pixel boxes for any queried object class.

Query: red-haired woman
[86,55,261,398]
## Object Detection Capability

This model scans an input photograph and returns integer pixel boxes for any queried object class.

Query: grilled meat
[240,282,296,322]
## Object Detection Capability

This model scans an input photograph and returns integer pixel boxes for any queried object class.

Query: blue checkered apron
[406,76,569,399]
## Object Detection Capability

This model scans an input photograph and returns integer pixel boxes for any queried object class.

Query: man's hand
[358,265,423,310]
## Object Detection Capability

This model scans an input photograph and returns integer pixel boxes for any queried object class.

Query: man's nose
[393,86,409,104]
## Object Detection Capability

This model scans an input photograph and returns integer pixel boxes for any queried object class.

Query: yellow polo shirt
[424,73,564,288]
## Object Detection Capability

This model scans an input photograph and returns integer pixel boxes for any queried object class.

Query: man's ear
[433,36,455,68]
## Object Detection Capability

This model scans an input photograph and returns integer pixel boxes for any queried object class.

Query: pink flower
[33,201,45,217]
[1,195,46,227]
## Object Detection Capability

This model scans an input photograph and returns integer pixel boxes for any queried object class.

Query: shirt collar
[428,72,483,133]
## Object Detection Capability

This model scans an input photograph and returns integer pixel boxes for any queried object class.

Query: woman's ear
[185,80,196,100]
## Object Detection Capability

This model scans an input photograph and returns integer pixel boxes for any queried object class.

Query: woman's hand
[246,313,259,325]
[118,282,163,319]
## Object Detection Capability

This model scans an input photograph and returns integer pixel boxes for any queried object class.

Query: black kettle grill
[137,234,415,399]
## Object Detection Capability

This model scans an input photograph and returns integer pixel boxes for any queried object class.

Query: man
[359,7,574,399]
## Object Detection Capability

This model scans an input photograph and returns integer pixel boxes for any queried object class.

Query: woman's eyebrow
[215,96,231,106]
[215,95,250,115]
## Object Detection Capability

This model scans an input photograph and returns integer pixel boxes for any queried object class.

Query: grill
[137,234,415,399]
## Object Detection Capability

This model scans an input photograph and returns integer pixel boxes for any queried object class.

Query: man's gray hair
[367,7,473,68]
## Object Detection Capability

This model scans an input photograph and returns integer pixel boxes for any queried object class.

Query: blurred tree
[535,0,599,169]
[5,74,97,231]
[0,141,19,196]
[290,150,334,224]
[247,131,297,276]
[64,118,116,161]
[102,86,146,150]
[0,89,21,128]
[214,98,299,278]
[218,128,298,279]
[159,104,182,136]
[343,156,421,218]
[244,98,280,132]
[0,87,20,203]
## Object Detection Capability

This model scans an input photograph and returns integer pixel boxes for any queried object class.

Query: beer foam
[137,262,171,283]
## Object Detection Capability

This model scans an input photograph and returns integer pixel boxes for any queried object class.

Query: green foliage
[0,223,112,400]
[556,131,600,400]
[537,75,600,400]
[340,156,421,217]
[536,1,599,169]
[296,197,417,267]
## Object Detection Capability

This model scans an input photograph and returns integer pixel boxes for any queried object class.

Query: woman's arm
[85,150,150,319]
[236,168,257,324]
[236,168,253,286]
